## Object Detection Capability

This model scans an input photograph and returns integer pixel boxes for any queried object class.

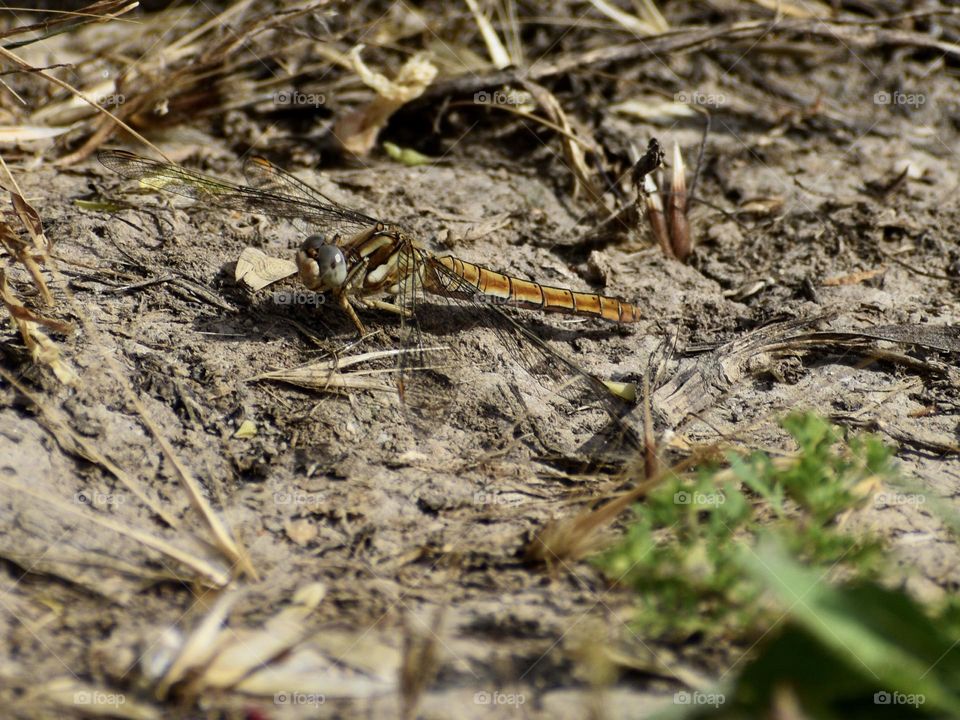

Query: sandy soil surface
[1,2,959,718]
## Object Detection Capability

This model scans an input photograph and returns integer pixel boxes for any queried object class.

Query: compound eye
[302,235,327,255]
[312,243,347,290]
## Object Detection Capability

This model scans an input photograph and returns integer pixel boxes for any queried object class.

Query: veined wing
[393,241,640,453]
[98,150,375,234]
[242,156,377,225]
[241,155,378,237]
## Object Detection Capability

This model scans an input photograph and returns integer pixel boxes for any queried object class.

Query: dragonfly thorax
[297,235,347,292]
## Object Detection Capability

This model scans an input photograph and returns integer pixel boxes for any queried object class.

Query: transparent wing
[98,150,376,235]
[241,157,375,223]
[393,243,640,459]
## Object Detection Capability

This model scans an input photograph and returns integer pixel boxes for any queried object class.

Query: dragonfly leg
[336,293,367,336]
[359,299,412,318]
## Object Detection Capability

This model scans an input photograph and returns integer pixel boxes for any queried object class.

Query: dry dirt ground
[2,4,960,720]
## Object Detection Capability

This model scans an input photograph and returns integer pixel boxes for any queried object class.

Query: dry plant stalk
[0,147,254,582]
[147,583,396,703]
[526,441,723,566]
[667,142,691,260]
[526,474,660,566]
[0,4,158,165]
[0,271,76,385]
[0,156,53,300]
[587,0,665,36]
[31,2,321,163]
[528,427,887,569]
[0,461,229,587]
[464,0,513,69]
[0,155,78,383]
[400,606,445,720]
[643,142,692,261]
[643,173,671,257]
[252,347,444,395]
[522,80,606,208]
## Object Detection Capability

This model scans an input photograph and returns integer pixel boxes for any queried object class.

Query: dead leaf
[336,48,437,156]
[822,267,886,286]
[284,518,318,546]
[233,419,257,438]
[612,97,697,122]
[235,246,297,291]
[738,196,785,215]
[1,190,52,303]
[155,590,243,698]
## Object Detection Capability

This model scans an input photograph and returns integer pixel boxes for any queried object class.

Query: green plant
[594,413,896,640]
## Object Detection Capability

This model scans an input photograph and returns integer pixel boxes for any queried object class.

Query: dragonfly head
[297,235,347,292]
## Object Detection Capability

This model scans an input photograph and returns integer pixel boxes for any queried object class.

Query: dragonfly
[97,149,644,427]
[98,150,643,334]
